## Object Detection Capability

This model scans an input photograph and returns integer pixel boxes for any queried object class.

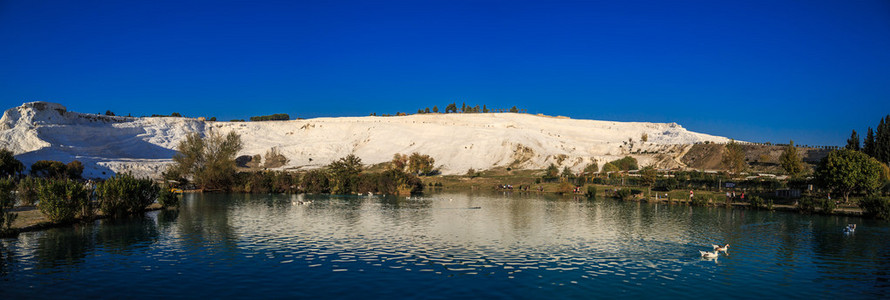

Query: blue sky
[1,0,888,146]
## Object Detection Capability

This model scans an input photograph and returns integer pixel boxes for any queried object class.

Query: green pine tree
[846,130,860,151]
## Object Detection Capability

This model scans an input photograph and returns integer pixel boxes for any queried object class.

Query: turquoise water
[1,192,888,299]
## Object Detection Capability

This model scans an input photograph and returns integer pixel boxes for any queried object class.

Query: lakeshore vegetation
[2,114,890,236]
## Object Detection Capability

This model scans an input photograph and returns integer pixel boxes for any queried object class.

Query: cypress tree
[878,115,890,164]
[846,130,860,151]
[864,127,876,157]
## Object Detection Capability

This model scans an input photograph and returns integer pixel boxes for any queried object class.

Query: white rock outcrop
[0,102,731,179]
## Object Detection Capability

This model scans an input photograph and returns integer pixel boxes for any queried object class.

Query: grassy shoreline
[4,203,167,237]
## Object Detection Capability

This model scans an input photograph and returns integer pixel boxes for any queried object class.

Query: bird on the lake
[712,244,729,255]
[700,250,720,259]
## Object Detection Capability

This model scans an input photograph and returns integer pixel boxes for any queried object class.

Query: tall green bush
[0,148,24,177]
[37,179,88,223]
[797,196,817,214]
[859,196,890,220]
[157,187,179,208]
[0,178,17,235]
[97,174,159,217]
[819,197,836,214]
[16,176,40,206]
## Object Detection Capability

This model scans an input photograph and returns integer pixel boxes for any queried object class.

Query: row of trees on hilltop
[416,103,525,114]
[371,103,526,116]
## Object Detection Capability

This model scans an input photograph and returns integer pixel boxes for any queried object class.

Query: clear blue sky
[2,0,888,146]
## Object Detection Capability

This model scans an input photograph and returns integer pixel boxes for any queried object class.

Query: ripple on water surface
[1,193,888,299]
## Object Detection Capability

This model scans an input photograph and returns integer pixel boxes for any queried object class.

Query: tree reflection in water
[35,225,95,269]
[94,215,160,254]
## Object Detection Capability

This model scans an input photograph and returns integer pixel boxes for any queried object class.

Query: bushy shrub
[301,169,330,194]
[37,179,88,223]
[749,196,764,210]
[797,196,817,214]
[614,188,632,201]
[586,186,597,198]
[691,196,709,207]
[16,176,40,206]
[859,196,890,220]
[31,160,68,178]
[0,178,17,235]
[97,174,159,217]
[0,148,24,177]
[819,198,836,214]
[557,182,574,195]
[378,169,424,195]
[157,187,179,208]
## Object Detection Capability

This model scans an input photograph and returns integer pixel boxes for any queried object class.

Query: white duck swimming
[712,244,730,255]
[699,250,720,259]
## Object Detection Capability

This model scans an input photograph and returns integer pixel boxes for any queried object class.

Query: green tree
[0,148,24,177]
[815,149,884,203]
[602,162,619,173]
[16,177,40,206]
[30,160,68,178]
[510,106,518,113]
[66,160,84,179]
[583,162,599,176]
[445,103,457,113]
[0,178,17,235]
[483,105,489,113]
[877,115,890,164]
[97,174,159,217]
[864,127,876,157]
[391,153,408,171]
[545,164,559,178]
[722,140,746,174]
[780,140,805,177]
[302,169,330,193]
[328,154,363,194]
[157,187,179,208]
[561,166,574,178]
[641,133,648,142]
[37,179,88,223]
[105,110,115,116]
[169,131,243,190]
[846,130,860,151]
[171,112,182,117]
[407,153,435,175]
[432,106,439,113]
[607,156,638,171]
[641,166,657,189]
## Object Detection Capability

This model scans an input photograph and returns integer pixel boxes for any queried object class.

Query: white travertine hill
[0,102,731,179]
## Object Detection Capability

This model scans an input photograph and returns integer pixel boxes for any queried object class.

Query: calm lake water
[1,192,888,299]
